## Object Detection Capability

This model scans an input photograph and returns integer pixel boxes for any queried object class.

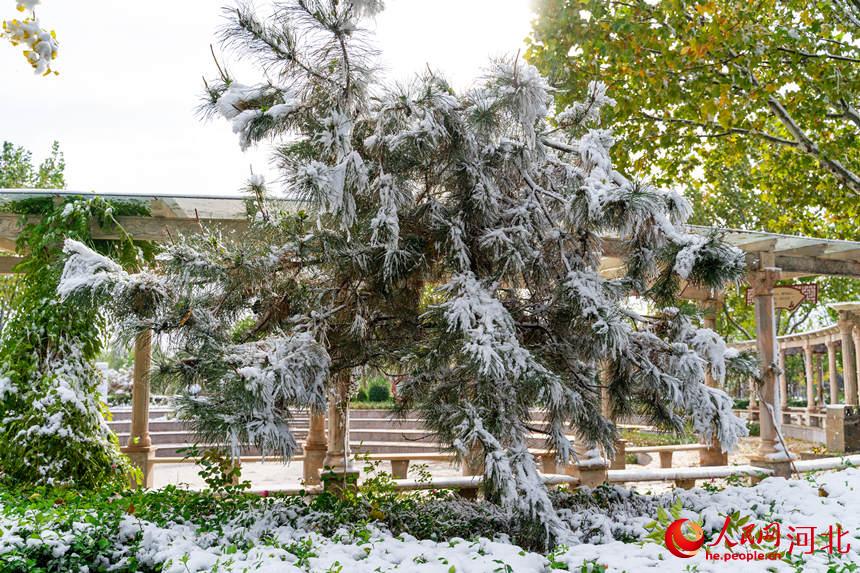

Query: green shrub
[356,387,369,402]
[0,197,153,488]
[368,381,390,402]
[349,400,395,409]
[748,422,760,437]
[734,398,749,409]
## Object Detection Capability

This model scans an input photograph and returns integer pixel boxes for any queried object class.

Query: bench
[625,444,711,468]
[608,464,773,489]
[364,452,456,478]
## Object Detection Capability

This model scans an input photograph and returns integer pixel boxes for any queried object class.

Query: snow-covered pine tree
[59,0,756,545]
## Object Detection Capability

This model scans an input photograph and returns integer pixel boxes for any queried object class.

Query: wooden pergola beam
[0,213,249,244]
[769,254,860,279]
[5,213,860,278]
[0,256,23,273]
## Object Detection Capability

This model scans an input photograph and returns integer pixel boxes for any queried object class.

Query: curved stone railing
[730,323,841,352]
[729,306,860,453]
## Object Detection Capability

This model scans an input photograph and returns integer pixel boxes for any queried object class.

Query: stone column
[322,369,358,491]
[748,376,758,420]
[826,338,839,404]
[837,315,858,406]
[748,264,793,477]
[302,410,327,486]
[803,342,815,415]
[699,296,728,466]
[816,352,825,408]
[123,330,155,488]
[854,327,860,403]
[778,349,788,411]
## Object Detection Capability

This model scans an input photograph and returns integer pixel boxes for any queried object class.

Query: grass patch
[620,428,694,447]
[349,400,396,409]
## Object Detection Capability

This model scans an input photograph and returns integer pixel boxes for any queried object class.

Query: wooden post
[699,295,728,466]
[302,410,327,486]
[826,338,839,404]
[837,315,858,406]
[122,330,155,488]
[321,369,359,492]
[748,262,793,477]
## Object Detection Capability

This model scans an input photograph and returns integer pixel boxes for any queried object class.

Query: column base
[320,468,360,495]
[302,443,327,486]
[122,446,155,489]
[564,462,609,488]
[748,455,794,481]
[578,466,609,488]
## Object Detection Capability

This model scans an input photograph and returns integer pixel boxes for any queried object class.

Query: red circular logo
[664,518,705,558]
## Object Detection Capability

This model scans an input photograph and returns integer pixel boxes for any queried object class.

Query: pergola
[2,189,860,483]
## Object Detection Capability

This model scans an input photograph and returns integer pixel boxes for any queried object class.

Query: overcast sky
[1,1,535,196]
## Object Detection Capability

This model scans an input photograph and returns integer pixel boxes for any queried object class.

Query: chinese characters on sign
[665,516,851,562]
[745,283,819,310]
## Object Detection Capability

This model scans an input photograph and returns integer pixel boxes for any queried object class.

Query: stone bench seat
[625,443,710,468]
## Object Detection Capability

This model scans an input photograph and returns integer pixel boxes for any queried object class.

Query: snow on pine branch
[441,272,538,381]
[556,80,616,129]
[58,239,129,300]
[228,333,329,410]
[210,333,330,459]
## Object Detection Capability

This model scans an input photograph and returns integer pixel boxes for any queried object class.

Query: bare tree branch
[767,96,860,196]
[635,112,799,147]
[775,46,860,64]
[722,303,752,340]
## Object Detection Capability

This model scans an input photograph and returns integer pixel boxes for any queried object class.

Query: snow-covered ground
[5,467,857,572]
